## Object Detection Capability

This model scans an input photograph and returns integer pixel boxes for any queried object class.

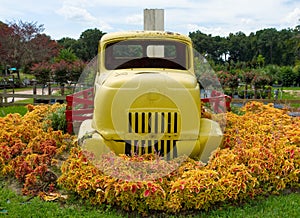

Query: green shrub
[44,105,67,133]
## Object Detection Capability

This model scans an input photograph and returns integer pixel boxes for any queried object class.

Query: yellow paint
[78,31,223,163]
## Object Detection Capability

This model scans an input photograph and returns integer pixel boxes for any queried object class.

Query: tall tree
[0,20,59,73]
[255,28,279,65]
[189,30,212,57]
[58,29,106,61]
[226,31,248,63]
[0,21,19,69]
[78,28,106,61]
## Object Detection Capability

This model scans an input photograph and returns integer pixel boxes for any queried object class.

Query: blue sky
[0,0,299,40]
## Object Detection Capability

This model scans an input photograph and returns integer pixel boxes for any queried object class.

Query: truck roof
[100,31,192,44]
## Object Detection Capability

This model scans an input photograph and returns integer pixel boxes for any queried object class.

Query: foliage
[216,71,239,93]
[52,60,71,85]
[242,71,255,84]
[30,61,52,85]
[189,27,300,67]
[252,73,271,88]
[57,102,300,215]
[52,60,85,84]
[249,65,300,87]
[279,66,297,87]
[0,21,59,72]
[0,104,74,196]
[0,102,299,215]
[57,28,106,62]
[292,65,300,87]
[55,48,78,63]
[30,59,85,85]
[43,105,67,133]
[256,54,265,67]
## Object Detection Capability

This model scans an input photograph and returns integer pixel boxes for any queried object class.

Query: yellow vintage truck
[77,31,223,163]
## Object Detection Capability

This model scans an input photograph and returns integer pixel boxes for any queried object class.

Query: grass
[282,87,300,91]
[0,87,33,94]
[0,95,33,117]
[0,105,28,117]
[281,91,299,100]
[206,192,300,218]
[0,180,299,218]
[0,180,122,218]
[280,88,300,109]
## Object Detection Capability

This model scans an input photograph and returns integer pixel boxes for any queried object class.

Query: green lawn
[0,182,121,218]
[0,98,34,117]
[0,105,28,117]
[280,88,300,109]
[282,87,300,91]
[0,180,299,218]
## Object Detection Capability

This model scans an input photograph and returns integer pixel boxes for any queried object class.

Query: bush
[0,104,74,196]
[57,102,300,215]
[43,105,67,133]
[0,102,298,215]
[278,66,296,87]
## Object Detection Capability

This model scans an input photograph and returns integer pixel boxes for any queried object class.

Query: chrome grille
[128,111,179,134]
[125,140,177,159]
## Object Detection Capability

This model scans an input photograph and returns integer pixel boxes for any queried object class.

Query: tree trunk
[60,83,65,96]
[244,84,248,99]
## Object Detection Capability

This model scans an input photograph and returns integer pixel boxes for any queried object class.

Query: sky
[0,0,300,40]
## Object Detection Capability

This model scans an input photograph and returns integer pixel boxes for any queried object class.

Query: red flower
[144,190,150,197]
[131,184,137,194]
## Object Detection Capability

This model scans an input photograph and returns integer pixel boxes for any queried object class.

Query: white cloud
[1,0,300,39]
[57,5,93,22]
[283,7,300,27]
[56,4,113,31]
[240,18,254,25]
[59,0,96,7]
[125,14,143,25]
[186,24,228,36]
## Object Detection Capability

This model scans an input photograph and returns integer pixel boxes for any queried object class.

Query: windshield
[104,39,189,70]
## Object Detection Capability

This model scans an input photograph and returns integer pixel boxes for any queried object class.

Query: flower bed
[58,102,300,214]
[0,104,75,195]
[0,102,299,215]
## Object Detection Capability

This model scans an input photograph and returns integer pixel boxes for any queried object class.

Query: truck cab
[78,31,223,163]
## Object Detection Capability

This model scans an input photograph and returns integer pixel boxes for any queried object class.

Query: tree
[57,37,77,50]
[252,72,271,98]
[55,48,78,63]
[0,21,19,68]
[293,64,300,86]
[53,48,85,84]
[189,27,300,68]
[278,66,296,86]
[0,20,59,74]
[212,35,228,64]
[78,29,105,61]
[242,71,255,98]
[58,28,105,61]
[226,31,249,64]
[256,54,265,68]
[30,62,52,86]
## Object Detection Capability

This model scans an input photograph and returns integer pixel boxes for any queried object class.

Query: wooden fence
[1,86,299,134]
[0,93,66,106]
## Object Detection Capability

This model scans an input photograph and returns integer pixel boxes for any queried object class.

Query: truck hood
[98,70,198,90]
